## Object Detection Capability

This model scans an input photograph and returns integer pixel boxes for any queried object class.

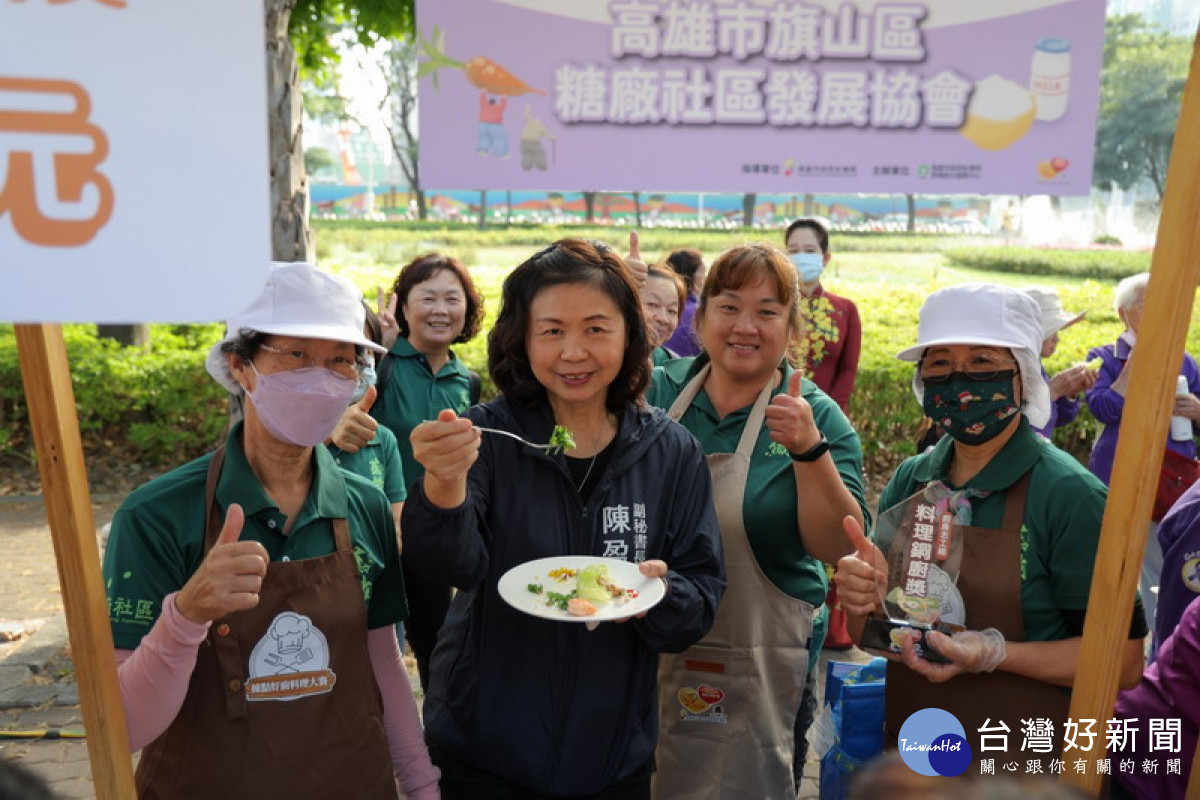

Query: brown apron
[135,447,398,799]
[654,367,817,800]
[884,472,1070,772]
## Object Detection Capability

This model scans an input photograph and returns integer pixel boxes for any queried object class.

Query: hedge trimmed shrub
[0,324,228,469]
[313,219,972,265]
[3,248,1195,492]
[944,246,1151,280]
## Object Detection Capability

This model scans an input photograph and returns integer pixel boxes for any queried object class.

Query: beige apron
[654,366,817,800]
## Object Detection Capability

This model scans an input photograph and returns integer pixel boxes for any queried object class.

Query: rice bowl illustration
[959,75,1036,151]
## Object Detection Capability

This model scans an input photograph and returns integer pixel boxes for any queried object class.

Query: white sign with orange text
[0,1,270,321]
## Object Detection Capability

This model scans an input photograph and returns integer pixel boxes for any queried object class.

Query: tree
[1092,14,1189,202]
[269,0,414,260]
[304,146,339,178]
[905,194,916,233]
[742,193,756,227]
[376,37,426,219]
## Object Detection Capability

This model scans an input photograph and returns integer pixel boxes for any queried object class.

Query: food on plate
[548,567,577,582]
[548,425,577,455]
[525,562,641,616]
[567,598,597,617]
[576,564,627,606]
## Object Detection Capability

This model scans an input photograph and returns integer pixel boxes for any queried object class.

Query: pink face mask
[244,363,357,447]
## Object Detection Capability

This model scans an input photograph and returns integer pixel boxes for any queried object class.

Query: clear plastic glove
[899,627,1006,683]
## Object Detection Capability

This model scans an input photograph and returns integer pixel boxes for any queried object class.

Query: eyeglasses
[258,343,366,381]
[920,352,1019,383]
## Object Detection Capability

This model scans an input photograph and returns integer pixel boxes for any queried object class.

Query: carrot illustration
[418,25,545,96]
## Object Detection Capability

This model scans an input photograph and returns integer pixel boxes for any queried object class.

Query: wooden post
[15,324,136,799]
[1189,738,1200,800]
[1062,29,1200,795]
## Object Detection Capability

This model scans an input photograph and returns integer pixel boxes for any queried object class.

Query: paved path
[0,496,871,798]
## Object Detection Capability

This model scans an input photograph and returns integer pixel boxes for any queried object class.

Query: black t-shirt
[565,436,618,504]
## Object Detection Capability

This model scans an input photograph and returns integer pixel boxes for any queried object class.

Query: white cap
[897,283,1051,429]
[206,262,386,394]
[1023,287,1085,338]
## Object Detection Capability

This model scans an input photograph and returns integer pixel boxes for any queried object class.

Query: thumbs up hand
[625,231,648,290]
[328,385,379,454]
[175,504,269,624]
[833,515,888,617]
[765,370,820,456]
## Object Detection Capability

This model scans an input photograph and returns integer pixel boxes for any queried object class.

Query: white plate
[497,556,667,623]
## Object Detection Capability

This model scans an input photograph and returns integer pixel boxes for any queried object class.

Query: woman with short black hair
[403,239,725,799]
[662,247,706,357]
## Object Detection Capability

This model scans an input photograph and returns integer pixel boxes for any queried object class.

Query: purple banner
[417,1,1103,195]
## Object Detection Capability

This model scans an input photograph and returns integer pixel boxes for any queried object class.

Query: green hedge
[313,219,974,264]
[1,253,1193,488]
[0,324,228,469]
[944,246,1151,280]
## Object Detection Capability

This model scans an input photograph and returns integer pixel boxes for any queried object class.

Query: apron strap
[1000,472,1032,532]
[665,364,711,421]
[203,446,351,553]
[331,519,352,553]
[736,377,776,459]
[665,363,778,459]
[203,446,227,554]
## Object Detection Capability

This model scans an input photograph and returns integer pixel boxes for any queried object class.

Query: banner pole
[14,323,136,799]
[1061,26,1200,796]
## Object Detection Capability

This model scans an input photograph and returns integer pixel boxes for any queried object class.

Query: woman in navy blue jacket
[403,239,725,799]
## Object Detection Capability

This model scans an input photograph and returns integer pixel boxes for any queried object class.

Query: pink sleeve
[369,626,441,799]
[114,591,210,752]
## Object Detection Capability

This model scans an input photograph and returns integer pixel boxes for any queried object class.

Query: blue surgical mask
[790,252,824,283]
[349,357,377,405]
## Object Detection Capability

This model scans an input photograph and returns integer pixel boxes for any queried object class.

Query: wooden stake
[1062,28,1200,795]
[1188,737,1200,800]
[15,324,135,799]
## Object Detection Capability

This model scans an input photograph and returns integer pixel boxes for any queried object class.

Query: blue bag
[817,657,886,800]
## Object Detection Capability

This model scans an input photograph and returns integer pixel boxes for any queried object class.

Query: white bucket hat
[1023,286,1085,339]
[897,283,1051,429]
[205,262,386,395]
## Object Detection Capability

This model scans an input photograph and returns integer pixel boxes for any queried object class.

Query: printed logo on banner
[898,708,972,777]
[0,76,113,247]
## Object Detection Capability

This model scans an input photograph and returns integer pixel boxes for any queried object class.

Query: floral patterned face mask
[922,371,1020,445]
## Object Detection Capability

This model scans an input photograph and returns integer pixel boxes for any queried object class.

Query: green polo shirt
[103,423,408,650]
[373,337,473,484]
[652,346,675,367]
[327,424,407,504]
[648,356,869,607]
[875,418,1109,642]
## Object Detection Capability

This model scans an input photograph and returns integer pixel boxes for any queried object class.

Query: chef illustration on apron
[655,366,818,800]
[135,447,398,799]
[877,472,1070,774]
